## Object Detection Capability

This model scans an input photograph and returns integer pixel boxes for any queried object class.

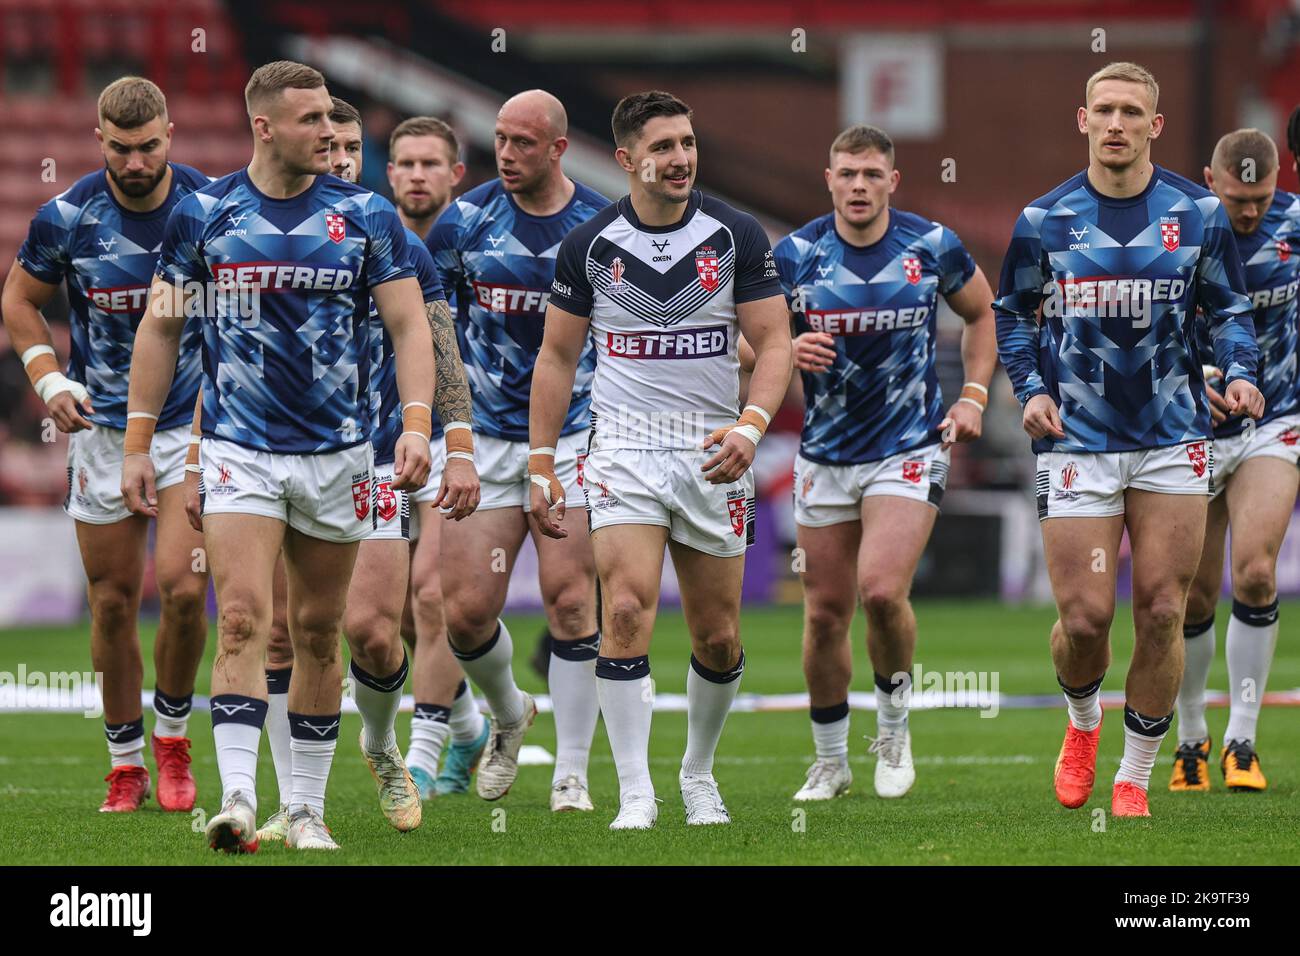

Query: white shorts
[65,424,189,525]
[470,430,589,512]
[1036,440,1212,520]
[584,447,755,558]
[199,438,375,543]
[792,444,950,528]
[1210,414,1300,497]
[367,461,412,541]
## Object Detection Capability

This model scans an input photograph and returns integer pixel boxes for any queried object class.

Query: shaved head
[498,89,567,140]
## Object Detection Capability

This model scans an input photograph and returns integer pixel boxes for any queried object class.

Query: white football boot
[360,732,422,831]
[476,692,537,801]
[286,806,340,850]
[609,793,659,830]
[550,773,595,812]
[680,772,731,825]
[869,725,916,798]
[793,757,853,801]
[255,803,290,843]
[205,790,259,854]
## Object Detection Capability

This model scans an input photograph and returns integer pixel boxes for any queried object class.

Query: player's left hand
[121,454,158,518]
[528,460,568,539]
[392,433,432,491]
[1223,379,1265,421]
[700,427,756,484]
[939,400,983,450]
[432,456,480,520]
[183,469,203,532]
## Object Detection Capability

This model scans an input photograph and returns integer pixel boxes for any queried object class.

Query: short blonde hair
[1085,61,1159,111]
[98,76,168,129]
[244,60,325,117]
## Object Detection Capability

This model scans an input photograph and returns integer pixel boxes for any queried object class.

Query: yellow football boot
[1221,739,1266,791]
[1168,737,1211,792]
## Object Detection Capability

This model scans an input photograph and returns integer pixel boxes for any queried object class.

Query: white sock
[681,652,744,778]
[1114,705,1172,789]
[152,688,192,738]
[449,680,486,743]
[1058,673,1103,732]
[452,620,525,725]
[1176,616,1215,744]
[1224,600,1280,744]
[549,633,601,785]
[874,672,910,733]
[105,718,146,769]
[265,668,293,806]
[596,656,654,800]
[210,695,266,810]
[408,703,450,777]
[289,712,340,817]
[351,655,408,754]
[810,702,850,761]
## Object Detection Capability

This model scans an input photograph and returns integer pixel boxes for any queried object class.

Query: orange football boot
[1111,780,1151,817]
[1054,714,1102,808]
[1221,739,1267,791]
[1168,737,1211,792]
[99,765,151,812]
[151,734,197,811]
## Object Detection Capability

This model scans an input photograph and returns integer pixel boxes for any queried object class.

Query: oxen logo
[902,255,922,285]
[325,213,346,244]
[1160,218,1180,253]
[374,480,397,522]
[695,246,720,292]
[1186,440,1208,478]
[726,490,747,536]
[352,473,371,520]
[901,459,925,483]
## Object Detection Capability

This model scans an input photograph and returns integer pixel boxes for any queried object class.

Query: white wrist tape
[20,344,56,367]
[33,371,90,405]
[403,401,432,412]
[742,404,772,427]
[189,435,202,446]
[400,431,432,444]
[957,397,986,411]
[446,452,475,462]
[732,423,763,446]
[127,411,158,421]
[184,464,202,475]
[444,421,472,433]
[529,473,563,507]
[529,446,557,458]
[962,382,988,395]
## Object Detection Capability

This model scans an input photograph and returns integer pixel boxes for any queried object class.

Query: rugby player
[994,62,1261,818]
[530,90,793,829]
[427,90,608,810]
[385,116,492,798]
[769,124,997,802]
[123,62,434,852]
[2,77,209,813]
[1171,129,1300,792]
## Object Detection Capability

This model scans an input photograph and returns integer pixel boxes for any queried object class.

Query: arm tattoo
[426,298,473,428]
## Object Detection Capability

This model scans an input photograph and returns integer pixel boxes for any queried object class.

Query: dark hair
[611,91,691,147]
[389,116,459,161]
[329,96,362,130]
[244,60,325,116]
[1288,104,1300,163]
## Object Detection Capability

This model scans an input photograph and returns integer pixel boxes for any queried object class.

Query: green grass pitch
[1,601,1297,865]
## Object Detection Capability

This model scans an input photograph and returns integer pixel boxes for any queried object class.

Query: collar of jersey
[238,167,325,206]
[832,208,895,253]
[1079,163,1163,207]
[502,179,583,222]
[617,189,700,234]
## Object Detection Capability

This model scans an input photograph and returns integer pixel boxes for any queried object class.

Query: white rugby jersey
[548,190,782,449]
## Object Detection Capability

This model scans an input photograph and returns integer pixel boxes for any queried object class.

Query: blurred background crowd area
[1,0,1297,605]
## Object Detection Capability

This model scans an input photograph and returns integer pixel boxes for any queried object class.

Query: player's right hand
[432,456,481,521]
[793,332,836,373]
[1023,393,1066,441]
[1205,382,1230,426]
[46,388,95,433]
[122,454,158,518]
[392,433,432,491]
[528,459,567,539]
[184,469,203,532]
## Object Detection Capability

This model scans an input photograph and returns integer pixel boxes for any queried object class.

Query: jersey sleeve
[425,203,468,306]
[733,213,783,304]
[1196,199,1258,386]
[364,199,415,288]
[548,229,595,316]
[408,240,444,303]
[935,224,977,296]
[16,197,72,285]
[155,193,211,284]
[772,233,801,309]
[993,208,1050,406]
